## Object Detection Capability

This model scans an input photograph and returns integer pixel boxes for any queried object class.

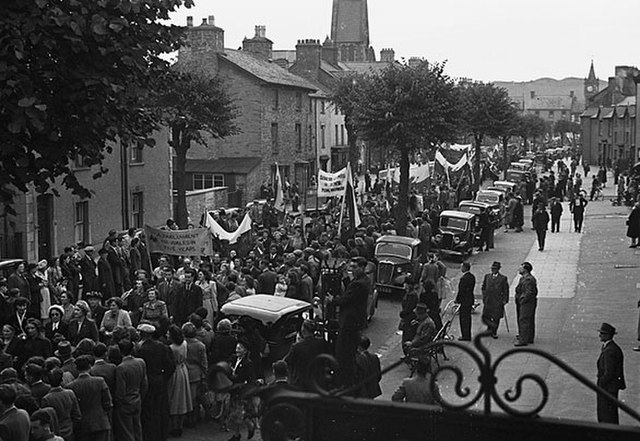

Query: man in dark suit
[105,239,123,295]
[41,368,82,441]
[391,359,437,404]
[7,262,29,299]
[79,246,98,295]
[481,261,509,338]
[454,261,476,341]
[0,384,30,441]
[549,197,563,233]
[136,324,175,441]
[256,260,277,295]
[514,262,538,347]
[86,292,107,331]
[114,339,148,441]
[25,363,50,406]
[97,248,116,300]
[596,322,626,424]
[172,269,202,326]
[570,193,588,233]
[66,355,112,441]
[355,335,382,399]
[90,343,117,395]
[327,257,370,388]
[284,320,331,391]
[533,203,550,251]
[7,297,36,336]
[156,266,179,315]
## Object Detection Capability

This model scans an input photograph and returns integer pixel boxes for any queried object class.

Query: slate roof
[615,106,628,118]
[525,95,574,110]
[220,50,317,91]
[185,157,261,174]
[580,107,598,118]
[600,107,615,119]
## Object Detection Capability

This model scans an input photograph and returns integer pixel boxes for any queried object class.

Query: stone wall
[186,187,229,225]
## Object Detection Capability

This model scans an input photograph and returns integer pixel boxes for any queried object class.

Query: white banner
[317,167,348,197]
[144,226,212,256]
[205,212,253,244]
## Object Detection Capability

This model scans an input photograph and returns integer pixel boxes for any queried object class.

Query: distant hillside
[493,77,608,103]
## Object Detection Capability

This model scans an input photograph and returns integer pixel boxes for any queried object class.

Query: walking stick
[503,305,510,333]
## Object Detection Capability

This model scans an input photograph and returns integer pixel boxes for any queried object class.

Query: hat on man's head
[137,323,156,334]
[84,245,95,253]
[54,340,72,359]
[84,291,103,300]
[415,302,428,312]
[491,261,501,270]
[598,322,617,335]
[26,262,37,272]
[37,259,48,271]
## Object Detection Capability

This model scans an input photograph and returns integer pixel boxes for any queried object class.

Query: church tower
[330,0,375,62]
[584,60,599,107]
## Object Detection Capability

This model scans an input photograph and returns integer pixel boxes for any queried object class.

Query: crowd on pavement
[2,148,639,440]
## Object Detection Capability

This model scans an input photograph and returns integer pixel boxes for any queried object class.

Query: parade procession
[3,1,640,441]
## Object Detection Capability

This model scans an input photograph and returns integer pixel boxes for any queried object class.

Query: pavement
[378,166,640,426]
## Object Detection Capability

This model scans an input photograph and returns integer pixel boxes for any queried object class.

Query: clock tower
[584,60,599,107]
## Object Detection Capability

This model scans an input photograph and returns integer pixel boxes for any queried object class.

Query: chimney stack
[208,15,215,26]
[380,48,395,63]
[530,91,535,99]
[291,39,322,79]
[321,37,338,66]
[255,25,266,39]
[178,13,225,72]
[186,16,193,27]
[242,25,273,60]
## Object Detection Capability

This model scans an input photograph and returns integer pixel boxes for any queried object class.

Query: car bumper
[375,284,404,295]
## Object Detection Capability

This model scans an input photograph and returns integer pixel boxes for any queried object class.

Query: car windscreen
[476,193,498,204]
[375,242,412,259]
[439,217,468,231]
[459,205,482,214]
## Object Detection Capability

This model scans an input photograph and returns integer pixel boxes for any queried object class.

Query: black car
[431,210,476,259]
[458,200,500,232]
[374,235,422,296]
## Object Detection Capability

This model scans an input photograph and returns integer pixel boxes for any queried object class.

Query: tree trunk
[172,126,190,229]
[396,146,410,237]
[523,136,528,151]
[473,134,483,191]
[347,122,359,173]
[502,136,509,180]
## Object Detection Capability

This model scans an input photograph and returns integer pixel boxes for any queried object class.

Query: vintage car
[221,294,312,361]
[506,169,531,183]
[492,180,519,195]
[458,200,499,234]
[374,235,422,296]
[475,190,505,226]
[0,258,24,279]
[431,210,476,258]
[322,258,379,321]
[510,162,529,172]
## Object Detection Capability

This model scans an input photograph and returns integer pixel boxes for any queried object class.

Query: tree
[350,62,459,236]
[0,0,193,207]
[458,82,518,188]
[516,114,548,151]
[155,72,238,228]
[331,74,367,170]
[553,119,580,147]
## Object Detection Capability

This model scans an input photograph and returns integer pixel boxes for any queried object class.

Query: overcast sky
[169,0,639,83]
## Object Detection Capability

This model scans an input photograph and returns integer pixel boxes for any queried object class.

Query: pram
[406,300,460,376]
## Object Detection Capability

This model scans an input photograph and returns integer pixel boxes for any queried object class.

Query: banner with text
[144,225,212,256]
[317,167,348,197]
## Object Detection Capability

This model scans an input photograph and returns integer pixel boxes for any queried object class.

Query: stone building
[330,0,376,62]
[1,137,173,261]
[174,17,317,208]
[580,105,636,169]
[586,63,638,108]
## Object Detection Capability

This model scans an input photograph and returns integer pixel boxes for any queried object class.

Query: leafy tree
[499,110,521,180]
[553,119,580,147]
[458,82,517,187]
[350,62,459,236]
[0,0,193,207]
[331,74,367,169]
[155,72,238,228]
[517,114,548,151]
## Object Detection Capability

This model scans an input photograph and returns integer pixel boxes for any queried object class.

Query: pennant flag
[205,212,253,244]
[274,163,285,212]
[345,162,362,230]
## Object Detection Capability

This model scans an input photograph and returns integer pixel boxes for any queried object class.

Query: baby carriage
[406,300,460,376]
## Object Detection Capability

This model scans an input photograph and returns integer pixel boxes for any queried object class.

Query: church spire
[330,0,374,62]
[587,60,597,81]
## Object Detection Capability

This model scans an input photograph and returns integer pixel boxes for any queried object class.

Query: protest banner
[317,167,348,197]
[144,225,212,256]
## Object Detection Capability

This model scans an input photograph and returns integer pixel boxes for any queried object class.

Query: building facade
[580,105,636,169]
[330,0,375,62]
[1,137,173,261]
[175,18,318,209]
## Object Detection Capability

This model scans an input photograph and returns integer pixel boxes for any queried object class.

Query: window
[130,143,143,164]
[309,98,313,113]
[548,111,554,120]
[271,123,279,153]
[74,155,89,169]
[132,192,143,228]
[296,92,302,111]
[608,121,612,136]
[335,125,339,145]
[335,106,339,115]
[534,110,540,116]
[320,125,326,149]
[213,174,224,187]
[340,125,345,145]
[272,89,279,110]
[308,125,313,150]
[74,201,89,245]
[320,100,325,114]
[193,174,223,190]
[295,124,302,152]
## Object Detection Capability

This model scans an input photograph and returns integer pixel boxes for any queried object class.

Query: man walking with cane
[481,262,509,339]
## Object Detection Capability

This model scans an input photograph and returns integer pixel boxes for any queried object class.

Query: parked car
[506,169,529,184]
[492,180,518,195]
[475,190,505,226]
[458,200,498,235]
[325,258,379,321]
[221,294,312,362]
[374,235,422,297]
[431,210,476,259]
[510,162,529,172]
[0,258,24,279]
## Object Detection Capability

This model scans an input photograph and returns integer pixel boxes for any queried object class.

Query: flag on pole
[274,163,285,212]
[345,162,362,232]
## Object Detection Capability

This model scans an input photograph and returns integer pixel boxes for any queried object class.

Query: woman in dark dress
[44,305,68,342]
[225,340,257,441]
[16,318,52,370]
[627,202,640,247]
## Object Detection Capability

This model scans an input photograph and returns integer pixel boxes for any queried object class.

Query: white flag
[274,163,285,212]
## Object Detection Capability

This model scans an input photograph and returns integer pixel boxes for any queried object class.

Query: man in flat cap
[481,262,509,338]
[596,322,625,424]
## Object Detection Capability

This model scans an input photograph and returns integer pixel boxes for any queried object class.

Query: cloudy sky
[169,0,639,83]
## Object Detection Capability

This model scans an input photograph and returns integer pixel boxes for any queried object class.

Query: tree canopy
[0,0,194,205]
[349,61,459,235]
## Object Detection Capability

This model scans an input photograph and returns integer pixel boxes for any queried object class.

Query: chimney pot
[186,16,193,27]
[201,18,207,25]
[208,15,215,26]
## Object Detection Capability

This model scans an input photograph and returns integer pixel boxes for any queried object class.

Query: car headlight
[435,234,442,241]
[453,236,461,244]
[396,267,402,273]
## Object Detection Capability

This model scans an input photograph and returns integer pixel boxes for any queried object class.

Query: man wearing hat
[454,262,476,341]
[481,262,509,338]
[79,246,98,295]
[514,262,538,347]
[97,248,116,300]
[85,291,107,330]
[403,303,437,353]
[596,322,626,424]
[549,197,563,233]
